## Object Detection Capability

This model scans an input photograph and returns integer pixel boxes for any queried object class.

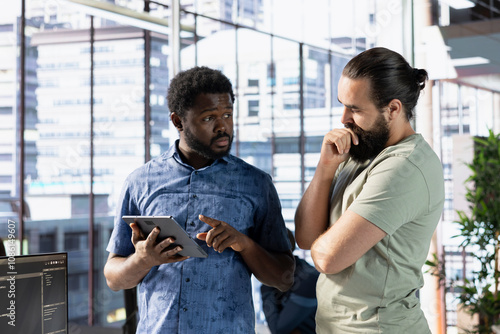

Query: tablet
[122,215,208,258]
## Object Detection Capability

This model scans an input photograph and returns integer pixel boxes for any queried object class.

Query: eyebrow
[200,107,217,113]
[337,97,360,110]
[200,105,233,114]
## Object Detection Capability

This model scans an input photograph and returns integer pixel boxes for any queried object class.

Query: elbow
[106,281,121,292]
[103,265,122,292]
[312,256,342,275]
[311,245,344,275]
[276,277,294,292]
[105,276,122,292]
[277,269,295,292]
[263,280,293,293]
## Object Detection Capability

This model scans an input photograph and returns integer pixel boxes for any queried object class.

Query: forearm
[104,253,151,291]
[310,210,387,274]
[294,162,338,249]
[240,238,295,292]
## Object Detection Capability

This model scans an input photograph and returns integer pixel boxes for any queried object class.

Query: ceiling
[438,17,500,92]
[65,0,500,93]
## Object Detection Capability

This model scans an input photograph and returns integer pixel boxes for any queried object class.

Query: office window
[39,234,56,253]
[275,137,299,154]
[248,100,259,116]
[64,233,88,252]
[305,136,323,153]
[248,78,259,87]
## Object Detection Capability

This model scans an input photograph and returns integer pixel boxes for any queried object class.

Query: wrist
[237,234,254,254]
[130,251,154,272]
[315,160,338,180]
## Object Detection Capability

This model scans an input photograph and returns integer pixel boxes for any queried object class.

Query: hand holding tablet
[122,216,208,258]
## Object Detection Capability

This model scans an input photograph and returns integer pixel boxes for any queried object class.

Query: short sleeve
[106,176,139,256]
[348,157,429,235]
[251,173,291,252]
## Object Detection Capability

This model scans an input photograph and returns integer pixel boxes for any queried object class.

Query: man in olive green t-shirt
[294,47,445,333]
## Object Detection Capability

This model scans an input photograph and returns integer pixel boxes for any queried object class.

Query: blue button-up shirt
[107,141,290,333]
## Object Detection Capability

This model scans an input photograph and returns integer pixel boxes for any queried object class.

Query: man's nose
[340,107,353,125]
[214,118,226,133]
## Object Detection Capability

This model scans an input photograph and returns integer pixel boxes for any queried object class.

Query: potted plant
[426,129,500,334]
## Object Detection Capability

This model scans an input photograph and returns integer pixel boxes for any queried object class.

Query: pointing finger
[198,214,222,228]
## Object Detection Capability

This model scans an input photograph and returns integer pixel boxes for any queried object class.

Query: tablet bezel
[122,215,208,258]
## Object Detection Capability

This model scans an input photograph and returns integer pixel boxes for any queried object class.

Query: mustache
[211,133,231,143]
[345,123,364,135]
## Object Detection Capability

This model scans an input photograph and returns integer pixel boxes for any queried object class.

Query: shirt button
[194,171,199,175]
[192,194,197,198]
[190,221,195,226]
[183,308,188,312]
[185,278,190,282]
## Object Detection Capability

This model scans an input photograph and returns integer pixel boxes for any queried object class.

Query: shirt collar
[163,139,232,167]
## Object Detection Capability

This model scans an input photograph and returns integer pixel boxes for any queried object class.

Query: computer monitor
[0,252,68,334]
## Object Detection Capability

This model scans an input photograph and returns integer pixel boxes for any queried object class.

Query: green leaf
[450,129,500,333]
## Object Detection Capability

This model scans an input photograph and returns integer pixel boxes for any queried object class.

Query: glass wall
[7,0,499,332]
[2,0,406,330]
[436,80,499,332]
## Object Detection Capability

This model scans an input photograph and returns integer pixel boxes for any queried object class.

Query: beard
[345,112,390,163]
[183,127,233,161]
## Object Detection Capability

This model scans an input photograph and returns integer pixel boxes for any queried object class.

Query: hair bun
[413,68,428,90]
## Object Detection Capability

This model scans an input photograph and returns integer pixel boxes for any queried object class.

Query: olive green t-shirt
[316,134,445,333]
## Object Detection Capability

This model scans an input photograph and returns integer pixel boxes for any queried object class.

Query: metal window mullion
[172,0,181,75]
[235,27,240,156]
[458,85,463,135]
[270,35,275,178]
[18,0,26,255]
[88,16,96,327]
[144,33,151,162]
[299,43,305,195]
[194,14,198,66]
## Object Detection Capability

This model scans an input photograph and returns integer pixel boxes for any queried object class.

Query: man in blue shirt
[104,66,295,333]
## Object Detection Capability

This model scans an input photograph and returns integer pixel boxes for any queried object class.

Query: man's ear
[387,99,403,121]
[171,113,183,131]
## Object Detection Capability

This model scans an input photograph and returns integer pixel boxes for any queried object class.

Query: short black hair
[343,47,428,121]
[167,66,235,119]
